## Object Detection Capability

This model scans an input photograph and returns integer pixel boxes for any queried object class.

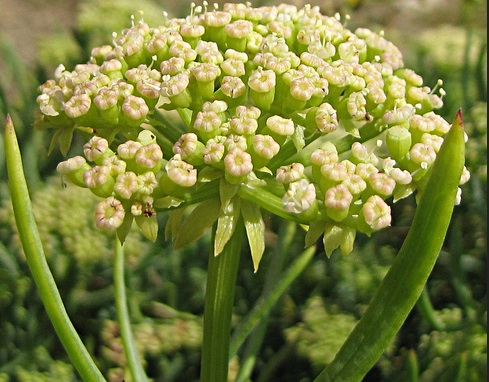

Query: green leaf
[322,223,344,258]
[135,214,158,242]
[4,115,106,382]
[304,220,327,248]
[165,208,184,241]
[173,197,221,249]
[58,126,76,156]
[116,212,134,244]
[214,196,241,256]
[219,177,240,211]
[241,199,265,272]
[314,110,466,382]
[153,196,184,209]
[292,124,306,151]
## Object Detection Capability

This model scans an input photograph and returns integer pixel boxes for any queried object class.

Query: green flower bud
[56,156,91,188]
[386,125,412,161]
[248,68,276,110]
[324,184,354,222]
[83,165,115,197]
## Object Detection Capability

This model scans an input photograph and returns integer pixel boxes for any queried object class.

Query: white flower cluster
[37,3,469,253]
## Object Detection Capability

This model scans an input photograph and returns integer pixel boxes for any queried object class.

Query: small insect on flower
[143,202,156,218]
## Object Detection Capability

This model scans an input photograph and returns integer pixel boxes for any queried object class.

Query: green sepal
[323,222,355,257]
[250,88,275,110]
[325,206,350,222]
[339,225,356,256]
[219,178,240,211]
[291,124,306,152]
[198,167,223,183]
[165,208,184,241]
[304,220,327,248]
[241,199,265,272]
[214,196,241,256]
[117,212,134,244]
[135,214,158,242]
[173,198,221,249]
[137,129,157,145]
[393,183,416,202]
[59,126,77,156]
[49,125,76,156]
[323,223,342,258]
[153,196,184,210]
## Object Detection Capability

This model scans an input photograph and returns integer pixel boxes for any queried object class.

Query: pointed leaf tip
[5,114,14,133]
[453,108,464,131]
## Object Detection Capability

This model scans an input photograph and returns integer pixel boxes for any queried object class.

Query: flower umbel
[38,3,468,263]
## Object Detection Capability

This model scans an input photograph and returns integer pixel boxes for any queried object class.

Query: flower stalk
[113,238,149,382]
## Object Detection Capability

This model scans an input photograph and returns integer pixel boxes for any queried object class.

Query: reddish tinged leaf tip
[455,108,464,127]
[5,114,13,131]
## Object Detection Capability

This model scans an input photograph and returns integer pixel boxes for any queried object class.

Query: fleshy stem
[201,218,245,382]
[314,110,465,382]
[4,115,106,382]
[113,238,149,382]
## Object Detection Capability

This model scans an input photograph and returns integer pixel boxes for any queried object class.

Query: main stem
[201,218,245,382]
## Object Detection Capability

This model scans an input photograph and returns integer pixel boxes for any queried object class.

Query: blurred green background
[0,1,486,381]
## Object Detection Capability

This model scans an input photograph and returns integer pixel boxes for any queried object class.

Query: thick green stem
[113,238,149,382]
[314,110,466,382]
[4,115,106,382]
[201,218,245,382]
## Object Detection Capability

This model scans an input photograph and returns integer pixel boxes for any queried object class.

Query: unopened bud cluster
[37,3,468,255]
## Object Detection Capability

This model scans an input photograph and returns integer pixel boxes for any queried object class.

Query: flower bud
[94,196,125,230]
[56,156,91,187]
[386,125,412,161]
[224,147,253,184]
[83,165,115,197]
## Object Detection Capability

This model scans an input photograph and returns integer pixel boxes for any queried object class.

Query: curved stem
[407,350,419,382]
[233,244,316,382]
[4,115,106,382]
[416,287,445,331]
[201,218,245,382]
[113,238,149,382]
[314,111,466,382]
[230,244,316,359]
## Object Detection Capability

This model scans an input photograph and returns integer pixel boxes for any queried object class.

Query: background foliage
[0,0,486,381]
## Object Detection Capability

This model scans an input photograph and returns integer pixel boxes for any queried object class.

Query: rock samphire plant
[5,3,469,381]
